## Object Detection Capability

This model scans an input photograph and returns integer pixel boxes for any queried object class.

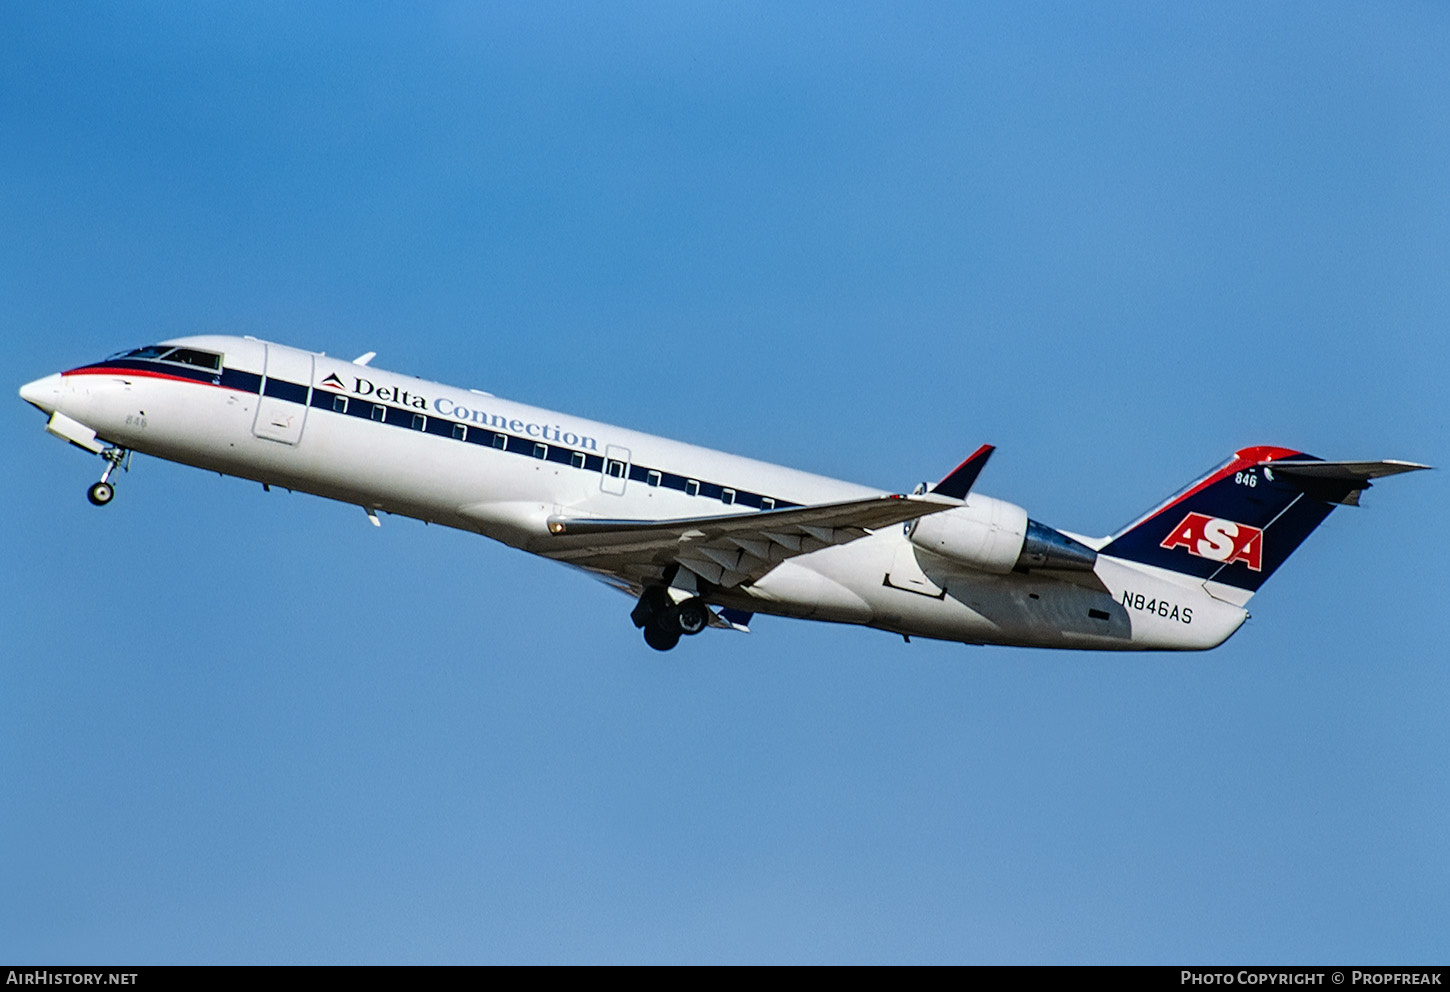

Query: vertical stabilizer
[1099,447,1427,599]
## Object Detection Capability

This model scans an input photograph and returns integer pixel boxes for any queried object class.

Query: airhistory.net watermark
[6,973,137,986]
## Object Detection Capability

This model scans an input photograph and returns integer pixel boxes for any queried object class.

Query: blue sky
[3,2,1447,964]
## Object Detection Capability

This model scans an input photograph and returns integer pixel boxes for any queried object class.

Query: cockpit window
[115,345,174,360]
[162,348,222,371]
[107,344,223,371]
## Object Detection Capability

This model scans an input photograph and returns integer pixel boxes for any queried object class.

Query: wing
[541,493,959,589]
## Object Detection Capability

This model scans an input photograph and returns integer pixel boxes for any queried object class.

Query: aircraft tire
[643,623,681,652]
[675,598,709,635]
[87,482,115,506]
[631,586,670,628]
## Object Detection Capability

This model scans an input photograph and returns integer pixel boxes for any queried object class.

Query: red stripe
[936,443,994,484]
[62,366,225,387]
[1143,445,1302,521]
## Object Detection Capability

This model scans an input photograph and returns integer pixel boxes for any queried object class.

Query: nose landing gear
[87,446,130,506]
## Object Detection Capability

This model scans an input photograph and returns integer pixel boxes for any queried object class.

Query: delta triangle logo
[319,372,346,390]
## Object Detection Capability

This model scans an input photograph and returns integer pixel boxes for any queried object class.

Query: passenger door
[252,344,314,444]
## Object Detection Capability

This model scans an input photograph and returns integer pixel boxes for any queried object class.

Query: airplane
[18,334,1429,653]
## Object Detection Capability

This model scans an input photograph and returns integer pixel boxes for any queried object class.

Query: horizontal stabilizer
[1267,458,1430,479]
[931,444,994,500]
[1269,458,1431,506]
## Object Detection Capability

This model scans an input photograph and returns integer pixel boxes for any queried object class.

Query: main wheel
[675,598,709,635]
[631,586,671,628]
[87,481,115,506]
[643,623,681,652]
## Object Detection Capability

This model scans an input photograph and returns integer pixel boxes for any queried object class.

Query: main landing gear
[632,587,710,652]
[87,446,130,506]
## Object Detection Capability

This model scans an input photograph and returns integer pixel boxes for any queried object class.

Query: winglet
[931,444,995,500]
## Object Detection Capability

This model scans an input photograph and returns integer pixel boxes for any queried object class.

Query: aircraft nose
[19,372,63,413]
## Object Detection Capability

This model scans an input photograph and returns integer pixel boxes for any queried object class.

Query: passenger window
[570,452,586,469]
[452,423,467,441]
[647,470,661,487]
[412,414,427,431]
[685,479,699,497]
[533,443,547,459]
[333,395,348,413]
[607,459,626,479]
[722,488,735,505]
[760,497,775,511]
[492,433,506,449]
[371,404,386,422]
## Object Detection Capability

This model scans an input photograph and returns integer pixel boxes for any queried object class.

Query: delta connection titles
[1182,974,1442,986]
[347,376,599,451]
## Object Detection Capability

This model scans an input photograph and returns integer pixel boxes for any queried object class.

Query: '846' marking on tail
[1160,512,1264,571]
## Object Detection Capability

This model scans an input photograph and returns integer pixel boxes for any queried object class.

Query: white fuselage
[22,335,1250,651]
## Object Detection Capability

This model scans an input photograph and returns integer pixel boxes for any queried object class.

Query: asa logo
[1160,512,1263,571]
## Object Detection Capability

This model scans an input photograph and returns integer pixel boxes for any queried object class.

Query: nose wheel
[87,481,115,505]
[87,446,131,507]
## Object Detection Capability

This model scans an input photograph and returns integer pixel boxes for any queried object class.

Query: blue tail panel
[1099,446,1344,593]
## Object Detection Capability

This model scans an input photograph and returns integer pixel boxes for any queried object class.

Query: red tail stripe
[1143,445,1302,521]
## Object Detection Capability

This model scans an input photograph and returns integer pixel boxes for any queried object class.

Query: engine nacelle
[908,495,1028,574]
[908,496,1098,574]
